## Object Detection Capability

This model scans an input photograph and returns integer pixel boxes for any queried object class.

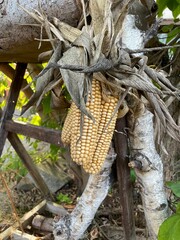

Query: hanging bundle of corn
[61,79,118,174]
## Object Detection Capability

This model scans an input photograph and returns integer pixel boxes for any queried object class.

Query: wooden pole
[0,62,53,199]
[8,132,53,199]
[0,63,34,98]
[114,117,136,240]
[0,63,27,156]
[5,120,63,147]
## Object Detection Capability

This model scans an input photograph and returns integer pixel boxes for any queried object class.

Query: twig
[96,207,122,217]
[93,220,111,240]
[0,171,24,233]
[126,44,180,53]
[81,0,88,32]
[105,225,146,233]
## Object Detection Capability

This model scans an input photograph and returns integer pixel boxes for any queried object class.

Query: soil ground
[0,170,148,240]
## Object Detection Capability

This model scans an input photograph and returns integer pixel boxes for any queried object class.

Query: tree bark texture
[114,117,136,240]
[53,146,116,240]
[129,109,168,239]
[0,0,81,62]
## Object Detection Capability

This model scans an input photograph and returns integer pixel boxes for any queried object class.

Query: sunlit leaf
[157,0,168,16]
[56,193,72,204]
[166,27,180,43]
[158,214,180,240]
[30,114,41,126]
[172,4,180,18]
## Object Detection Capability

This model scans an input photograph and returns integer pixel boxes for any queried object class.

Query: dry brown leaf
[89,0,106,35]
[53,17,82,43]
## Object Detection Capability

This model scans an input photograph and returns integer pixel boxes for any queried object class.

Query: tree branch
[53,145,117,240]
[128,109,169,239]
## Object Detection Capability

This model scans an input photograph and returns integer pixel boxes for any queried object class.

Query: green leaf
[166,0,180,18]
[172,4,180,18]
[157,0,180,18]
[49,144,60,161]
[176,202,180,214]
[157,0,168,16]
[30,114,41,126]
[130,169,136,183]
[161,25,174,33]
[158,214,180,240]
[166,181,180,197]
[42,94,51,115]
[166,27,180,43]
[56,193,72,204]
[167,0,179,11]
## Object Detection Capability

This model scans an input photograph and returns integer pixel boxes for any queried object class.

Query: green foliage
[130,169,136,183]
[166,181,180,197]
[161,25,174,33]
[158,214,180,240]
[56,193,72,204]
[0,78,8,95]
[176,203,180,214]
[0,65,63,169]
[0,149,27,178]
[49,144,62,162]
[42,93,51,115]
[30,114,41,126]
[0,76,9,109]
[158,181,180,239]
[17,91,28,110]
[157,0,168,17]
[157,0,180,18]
[166,27,180,43]
[62,84,71,101]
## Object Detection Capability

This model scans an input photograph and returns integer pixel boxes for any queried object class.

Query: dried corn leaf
[73,29,92,54]
[108,71,162,95]
[93,11,113,60]
[21,44,62,115]
[59,46,94,120]
[89,0,106,35]
[144,66,177,92]
[36,78,61,107]
[111,0,130,44]
[146,93,166,127]
[146,93,180,141]
[53,17,82,43]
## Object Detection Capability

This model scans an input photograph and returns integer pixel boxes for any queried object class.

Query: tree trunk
[0,0,81,62]
[128,109,168,239]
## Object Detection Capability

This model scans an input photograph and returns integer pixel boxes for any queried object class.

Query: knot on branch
[128,152,156,172]
[53,214,71,239]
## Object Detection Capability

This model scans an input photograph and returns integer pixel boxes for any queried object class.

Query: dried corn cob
[61,78,118,174]
[70,103,82,164]
[61,102,77,145]
[84,96,118,174]
[70,79,102,165]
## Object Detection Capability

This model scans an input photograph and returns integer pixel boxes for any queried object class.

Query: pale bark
[121,8,169,238]
[53,146,116,240]
[129,109,168,239]
[0,0,81,62]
